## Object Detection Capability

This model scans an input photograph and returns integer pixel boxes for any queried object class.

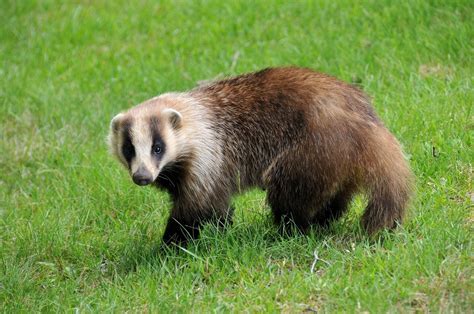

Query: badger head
[108,103,183,186]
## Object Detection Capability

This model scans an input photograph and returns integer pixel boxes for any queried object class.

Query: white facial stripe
[130,117,159,180]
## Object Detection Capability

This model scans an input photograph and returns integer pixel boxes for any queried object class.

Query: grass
[0,0,472,312]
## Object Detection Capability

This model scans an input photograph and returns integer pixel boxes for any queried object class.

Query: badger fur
[108,67,413,245]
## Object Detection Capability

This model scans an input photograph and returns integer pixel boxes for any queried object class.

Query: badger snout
[132,167,153,186]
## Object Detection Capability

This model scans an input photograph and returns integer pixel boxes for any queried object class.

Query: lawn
[1,0,472,312]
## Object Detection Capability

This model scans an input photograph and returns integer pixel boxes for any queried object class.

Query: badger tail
[362,129,414,235]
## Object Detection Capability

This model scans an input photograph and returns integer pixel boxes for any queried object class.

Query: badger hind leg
[264,147,339,234]
[312,183,357,227]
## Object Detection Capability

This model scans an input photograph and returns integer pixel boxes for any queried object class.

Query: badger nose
[132,168,153,186]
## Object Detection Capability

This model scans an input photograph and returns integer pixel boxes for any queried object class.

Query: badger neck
[155,93,225,210]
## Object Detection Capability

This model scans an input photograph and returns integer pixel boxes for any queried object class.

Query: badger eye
[152,144,162,155]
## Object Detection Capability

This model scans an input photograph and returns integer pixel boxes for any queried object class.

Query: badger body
[108,67,412,245]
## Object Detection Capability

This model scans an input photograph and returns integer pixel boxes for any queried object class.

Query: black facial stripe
[150,117,166,157]
[121,121,135,167]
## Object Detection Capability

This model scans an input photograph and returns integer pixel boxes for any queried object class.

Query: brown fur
[109,67,413,245]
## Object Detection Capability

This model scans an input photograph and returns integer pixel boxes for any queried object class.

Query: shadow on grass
[112,215,385,276]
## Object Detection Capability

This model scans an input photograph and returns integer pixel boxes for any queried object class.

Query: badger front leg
[162,206,234,246]
[162,215,201,246]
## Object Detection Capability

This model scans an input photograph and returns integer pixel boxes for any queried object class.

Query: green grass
[1,0,472,312]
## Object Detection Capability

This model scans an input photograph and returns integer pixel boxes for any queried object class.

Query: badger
[108,67,413,245]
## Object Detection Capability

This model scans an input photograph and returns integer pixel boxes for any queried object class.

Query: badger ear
[162,108,182,129]
[110,113,124,133]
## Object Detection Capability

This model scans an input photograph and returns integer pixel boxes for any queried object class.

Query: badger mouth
[132,167,154,186]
